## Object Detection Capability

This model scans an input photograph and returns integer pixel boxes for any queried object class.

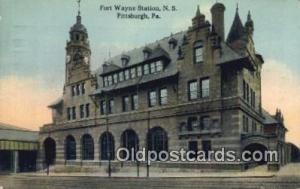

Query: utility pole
[105,92,112,177]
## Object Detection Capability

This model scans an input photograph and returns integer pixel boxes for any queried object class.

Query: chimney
[210,3,226,41]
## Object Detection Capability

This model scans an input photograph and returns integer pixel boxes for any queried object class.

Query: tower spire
[196,5,201,16]
[77,0,81,16]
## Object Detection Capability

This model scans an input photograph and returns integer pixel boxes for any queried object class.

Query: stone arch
[100,132,115,160]
[43,137,56,165]
[120,129,139,160]
[65,135,76,160]
[147,126,168,160]
[81,134,94,160]
[243,143,268,165]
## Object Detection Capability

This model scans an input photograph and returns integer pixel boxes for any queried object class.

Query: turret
[210,2,225,41]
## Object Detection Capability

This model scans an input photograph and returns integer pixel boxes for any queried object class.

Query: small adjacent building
[0,122,38,173]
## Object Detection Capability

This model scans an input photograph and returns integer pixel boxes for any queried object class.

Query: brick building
[38,3,289,171]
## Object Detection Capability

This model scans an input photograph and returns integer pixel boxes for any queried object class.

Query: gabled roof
[262,109,279,125]
[48,97,63,108]
[0,122,38,142]
[226,9,245,44]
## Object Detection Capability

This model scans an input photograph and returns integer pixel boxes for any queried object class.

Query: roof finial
[77,0,81,16]
[247,10,251,20]
[236,3,239,12]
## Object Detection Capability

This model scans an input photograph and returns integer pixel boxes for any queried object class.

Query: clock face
[66,55,71,63]
[84,57,89,64]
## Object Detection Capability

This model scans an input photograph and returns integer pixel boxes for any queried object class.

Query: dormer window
[121,54,130,67]
[193,41,203,64]
[143,47,152,60]
[168,37,177,49]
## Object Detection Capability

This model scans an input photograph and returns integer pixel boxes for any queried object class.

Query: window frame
[200,77,210,98]
[193,41,204,64]
[122,96,130,112]
[188,80,198,101]
[159,88,168,105]
[148,90,157,107]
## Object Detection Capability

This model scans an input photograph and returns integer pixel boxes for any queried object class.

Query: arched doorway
[121,129,139,160]
[100,132,115,160]
[43,137,56,165]
[81,134,94,160]
[243,143,268,165]
[65,135,76,160]
[147,127,168,160]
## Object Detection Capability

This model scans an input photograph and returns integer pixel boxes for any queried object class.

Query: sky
[0,0,299,146]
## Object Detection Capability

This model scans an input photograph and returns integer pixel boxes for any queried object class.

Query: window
[108,99,114,114]
[194,41,203,64]
[147,127,168,160]
[72,106,76,120]
[71,86,76,96]
[137,66,142,77]
[81,134,94,160]
[108,75,113,86]
[202,140,211,159]
[246,83,249,102]
[143,64,149,75]
[122,96,130,112]
[144,51,150,60]
[243,115,249,132]
[149,90,157,107]
[187,117,198,131]
[201,78,210,98]
[130,68,136,78]
[124,70,130,80]
[252,120,257,133]
[150,62,156,73]
[67,107,71,120]
[132,94,138,110]
[65,135,76,160]
[243,80,246,99]
[113,74,118,84]
[251,90,256,108]
[81,83,85,95]
[188,80,198,100]
[159,88,168,105]
[100,132,115,160]
[85,103,90,118]
[76,84,80,95]
[80,104,84,118]
[200,116,210,130]
[104,77,108,87]
[119,72,124,82]
[156,61,163,72]
[100,100,106,115]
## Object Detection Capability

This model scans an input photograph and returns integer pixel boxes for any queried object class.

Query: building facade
[38,3,289,171]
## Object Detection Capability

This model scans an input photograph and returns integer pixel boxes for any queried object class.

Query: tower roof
[211,2,225,12]
[70,0,87,34]
[70,15,87,33]
[226,6,245,44]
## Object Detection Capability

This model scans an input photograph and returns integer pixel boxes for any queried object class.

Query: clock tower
[65,1,91,85]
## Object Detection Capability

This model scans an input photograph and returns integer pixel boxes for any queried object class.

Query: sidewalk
[18,164,278,178]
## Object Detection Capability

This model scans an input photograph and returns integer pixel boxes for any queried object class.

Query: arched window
[100,132,115,160]
[193,41,203,64]
[121,129,139,160]
[65,135,76,160]
[147,127,168,159]
[81,134,94,160]
[44,137,56,165]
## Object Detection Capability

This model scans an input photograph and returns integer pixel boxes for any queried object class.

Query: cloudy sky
[0,0,299,146]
